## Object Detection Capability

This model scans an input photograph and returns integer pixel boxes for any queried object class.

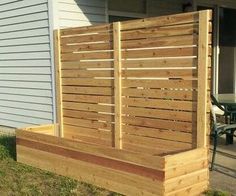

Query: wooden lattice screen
[55,10,211,156]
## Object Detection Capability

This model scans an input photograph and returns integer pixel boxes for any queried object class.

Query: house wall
[218,46,235,93]
[0,0,54,128]
[194,0,236,9]
[195,0,236,93]
[56,0,107,28]
[107,0,184,20]
[55,0,184,29]
[148,0,184,16]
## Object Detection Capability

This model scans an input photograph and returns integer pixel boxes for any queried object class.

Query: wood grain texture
[58,9,211,157]
[113,22,122,149]
[16,129,165,170]
[197,10,211,148]
[16,129,208,196]
[17,138,165,181]
[121,12,200,30]
[54,30,63,137]
[17,10,211,196]
[17,145,164,196]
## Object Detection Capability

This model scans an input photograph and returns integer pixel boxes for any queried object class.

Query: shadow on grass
[205,190,232,196]
[0,135,229,196]
[0,135,16,160]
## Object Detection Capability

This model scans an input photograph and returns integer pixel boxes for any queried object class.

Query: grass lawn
[0,134,121,195]
[0,133,232,196]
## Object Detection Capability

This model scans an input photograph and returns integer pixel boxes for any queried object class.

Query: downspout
[47,0,59,124]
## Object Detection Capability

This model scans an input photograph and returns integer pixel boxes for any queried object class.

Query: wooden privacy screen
[16,11,212,196]
[55,10,211,155]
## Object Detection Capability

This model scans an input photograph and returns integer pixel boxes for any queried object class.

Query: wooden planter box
[16,10,212,196]
[16,125,208,196]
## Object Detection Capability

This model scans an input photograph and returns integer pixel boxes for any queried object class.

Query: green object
[212,94,236,144]
[205,189,231,196]
[210,95,236,170]
[213,94,236,105]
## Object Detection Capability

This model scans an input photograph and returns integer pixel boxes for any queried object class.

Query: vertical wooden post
[54,30,63,137]
[197,10,211,148]
[113,22,122,149]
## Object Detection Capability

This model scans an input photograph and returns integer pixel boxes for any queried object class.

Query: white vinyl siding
[58,0,107,28]
[0,0,53,128]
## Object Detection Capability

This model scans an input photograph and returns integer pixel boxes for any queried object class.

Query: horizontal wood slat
[64,125,112,140]
[123,97,196,112]
[63,94,113,104]
[61,32,112,44]
[123,107,196,122]
[123,134,192,152]
[62,78,113,87]
[63,102,114,113]
[123,47,198,59]
[61,61,114,69]
[123,79,198,89]
[122,69,197,78]
[121,24,199,40]
[123,124,192,143]
[60,24,112,36]
[123,35,197,49]
[62,70,113,78]
[122,88,197,101]
[122,58,198,68]
[123,116,194,133]
[62,86,113,95]
[61,51,113,61]
[64,131,112,147]
[61,43,113,53]
[63,117,113,131]
[63,109,114,122]
[63,131,113,147]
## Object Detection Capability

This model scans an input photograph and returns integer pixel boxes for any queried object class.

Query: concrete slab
[209,136,236,195]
